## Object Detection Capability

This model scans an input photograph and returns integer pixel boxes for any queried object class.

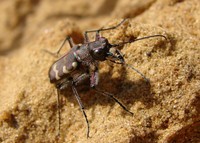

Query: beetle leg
[97,19,127,33]
[67,36,74,48]
[73,73,90,86]
[84,19,127,43]
[71,84,90,138]
[84,19,127,42]
[56,36,74,55]
[90,69,99,88]
[95,31,100,41]
[94,88,133,115]
[56,89,61,138]
[84,31,90,43]
[43,36,74,57]
[56,79,71,90]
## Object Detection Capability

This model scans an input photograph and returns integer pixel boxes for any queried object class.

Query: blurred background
[0,0,164,54]
[0,0,200,143]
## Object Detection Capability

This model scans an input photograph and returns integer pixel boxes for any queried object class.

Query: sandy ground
[0,0,199,143]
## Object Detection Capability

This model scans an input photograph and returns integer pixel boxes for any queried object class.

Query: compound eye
[94,49,103,56]
[93,49,106,61]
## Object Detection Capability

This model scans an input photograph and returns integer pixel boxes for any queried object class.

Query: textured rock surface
[0,0,199,143]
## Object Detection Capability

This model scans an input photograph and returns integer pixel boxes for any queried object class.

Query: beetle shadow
[61,63,154,118]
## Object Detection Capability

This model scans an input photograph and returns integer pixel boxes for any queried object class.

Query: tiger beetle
[47,19,167,138]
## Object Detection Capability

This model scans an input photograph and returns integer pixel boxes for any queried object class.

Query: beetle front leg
[84,30,101,42]
[90,66,99,88]
[95,31,100,41]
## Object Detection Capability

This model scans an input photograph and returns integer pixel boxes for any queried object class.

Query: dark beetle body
[47,19,167,138]
[49,37,110,90]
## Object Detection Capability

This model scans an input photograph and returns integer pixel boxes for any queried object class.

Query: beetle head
[89,37,125,63]
[89,37,112,61]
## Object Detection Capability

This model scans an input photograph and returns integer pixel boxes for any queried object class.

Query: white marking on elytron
[63,66,69,74]
[53,64,60,80]
[72,62,78,69]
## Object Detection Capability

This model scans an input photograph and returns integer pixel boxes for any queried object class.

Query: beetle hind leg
[72,84,90,138]
[43,36,74,57]
[93,88,133,115]
[55,36,74,55]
